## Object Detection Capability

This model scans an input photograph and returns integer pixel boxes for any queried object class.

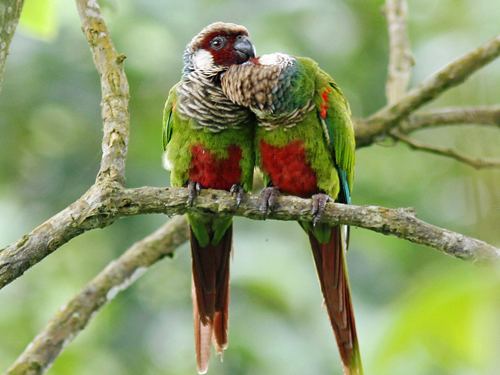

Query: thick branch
[75,0,129,184]
[117,187,499,263]
[5,216,188,375]
[1,187,497,292]
[392,131,500,169]
[356,34,500,146]
[384,0,414,103]
[400,105,500,133]
[0,0,24,93]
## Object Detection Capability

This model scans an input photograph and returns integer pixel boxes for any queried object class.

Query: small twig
[75,0,130,185]
[5,216,189,375]
[0,0,24,93]
[356,34,500,147]
[392,130,500,169]
[400,105,500,133]
[384,0,414,103]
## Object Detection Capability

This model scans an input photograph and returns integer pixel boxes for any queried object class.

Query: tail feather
[192,282,212,374]
[308,225,363,375]
[213,229,231,353]
[190,225,232,373]
[213,241,230,352]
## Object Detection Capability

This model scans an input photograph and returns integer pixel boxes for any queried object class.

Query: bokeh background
[1,0,499,374]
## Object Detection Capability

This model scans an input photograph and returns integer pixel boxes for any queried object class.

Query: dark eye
[210,36,226,50]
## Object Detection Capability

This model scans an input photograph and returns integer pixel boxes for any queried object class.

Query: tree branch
[391,131,500,169]
[384,0,414,104]
[0,0,24,93]
[399,105,500,133]
[355,34,500,146]
[5,216,188,375]
[120,188,500,263]
[1,187,497,291]
[75,0,130,185]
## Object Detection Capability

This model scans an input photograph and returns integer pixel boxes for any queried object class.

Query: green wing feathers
[316,72,356,193]
[162,84,178,151]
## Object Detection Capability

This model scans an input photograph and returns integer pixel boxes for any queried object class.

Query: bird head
[183,22,256,77]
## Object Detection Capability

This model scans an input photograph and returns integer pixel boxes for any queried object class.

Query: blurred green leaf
[373,265,500,374]
[235,278,292,316]
[19,0,58,41]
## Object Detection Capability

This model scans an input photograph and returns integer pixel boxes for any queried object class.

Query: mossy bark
[0,0,24,92]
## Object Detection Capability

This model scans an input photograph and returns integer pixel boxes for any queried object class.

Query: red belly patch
[260,140,318,197]
[189,144,242,190]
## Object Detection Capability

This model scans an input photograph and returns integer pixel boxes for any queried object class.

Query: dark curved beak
[233,36,255,63]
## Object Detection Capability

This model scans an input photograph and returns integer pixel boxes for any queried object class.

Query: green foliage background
[1,0,499,374]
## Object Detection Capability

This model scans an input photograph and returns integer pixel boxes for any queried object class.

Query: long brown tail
[308,225,363,375]
[190,225,232,374]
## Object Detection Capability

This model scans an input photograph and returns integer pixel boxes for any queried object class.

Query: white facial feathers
[192,49,215,71]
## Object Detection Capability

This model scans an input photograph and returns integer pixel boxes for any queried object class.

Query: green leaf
[19,0,58,41]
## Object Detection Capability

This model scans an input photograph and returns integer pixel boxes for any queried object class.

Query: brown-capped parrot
[222,52,362,374]
[162,22,256,373]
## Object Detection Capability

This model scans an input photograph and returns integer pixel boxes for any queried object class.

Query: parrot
[162,22,256,374]
[221,52,362,374]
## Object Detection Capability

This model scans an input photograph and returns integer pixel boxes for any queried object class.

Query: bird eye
[210,36,226,50]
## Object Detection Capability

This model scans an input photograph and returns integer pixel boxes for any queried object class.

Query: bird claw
[258,187,280,216]
[230,184,245,207]
[187,181,202,206]
[311,193,331,226]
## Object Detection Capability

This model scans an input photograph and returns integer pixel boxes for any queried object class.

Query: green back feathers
[275,58,315,114]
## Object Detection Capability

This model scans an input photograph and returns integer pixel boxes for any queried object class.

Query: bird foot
[311,193,331,226]
[230,184,245,207]
[187,181,202,206]
[258,187,280,216]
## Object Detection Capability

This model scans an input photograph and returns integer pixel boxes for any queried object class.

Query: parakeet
[162,22,256,374]
[221,53,362,374]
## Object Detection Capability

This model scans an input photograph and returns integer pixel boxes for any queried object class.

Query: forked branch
[355,34,500,146]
